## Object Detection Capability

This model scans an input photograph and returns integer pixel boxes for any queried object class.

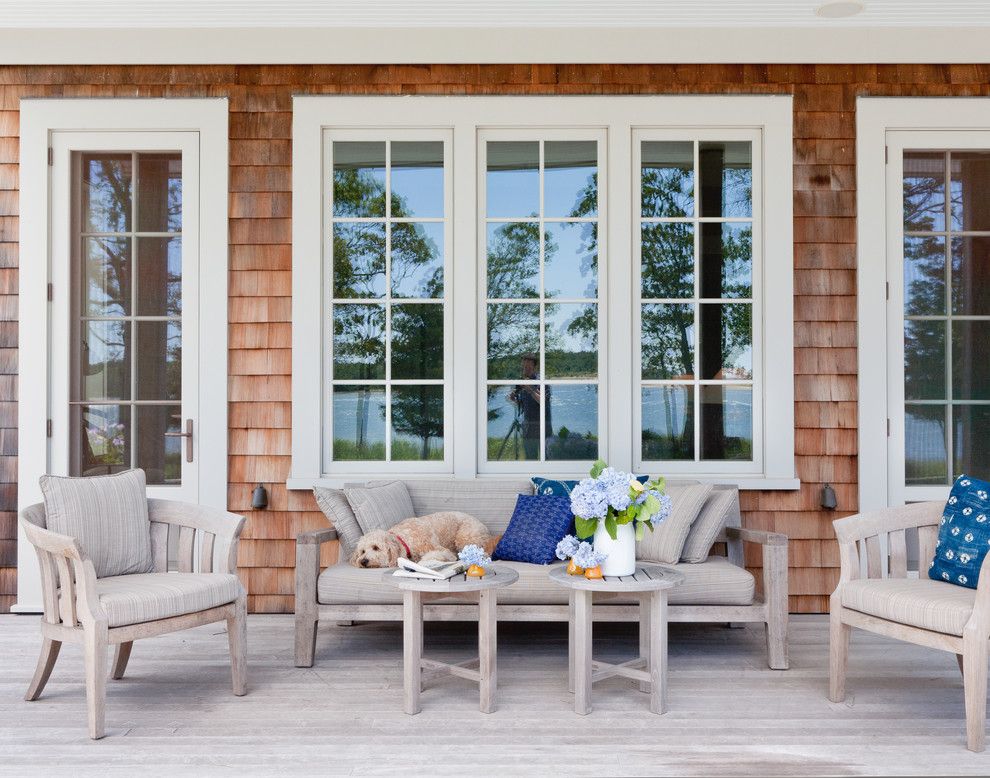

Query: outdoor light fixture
[252,483,269,510]
[821,484,838,510]
[815,1,865,18]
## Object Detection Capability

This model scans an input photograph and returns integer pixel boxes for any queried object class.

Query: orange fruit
[584,566,603,580]
[466,564,485,578]
[566,559,585,576]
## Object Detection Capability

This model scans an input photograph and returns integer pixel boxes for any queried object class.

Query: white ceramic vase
[593,520,636,577]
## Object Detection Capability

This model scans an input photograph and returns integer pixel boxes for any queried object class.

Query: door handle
[165,419,194,463]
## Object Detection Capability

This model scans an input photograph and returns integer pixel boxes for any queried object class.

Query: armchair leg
[962,632,987,752]
[84,622,109,739]
[828,605,851,703]
[295,612,319,668]
[111,642,133,680]
[228,595,248,696]
[24,637,61,701]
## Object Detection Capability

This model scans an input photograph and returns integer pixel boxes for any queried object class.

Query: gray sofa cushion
[318,556,754,607]
[344,481,415,535]
[636,483,713,564]
[680,487,740,563]
[313,487,363,555]
[40,469,153,579]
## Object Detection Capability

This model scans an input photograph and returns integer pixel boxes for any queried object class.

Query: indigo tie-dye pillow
[929,474,990,589]
[493,494,575,565]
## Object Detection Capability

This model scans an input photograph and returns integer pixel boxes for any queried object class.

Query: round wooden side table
[384,565,519,715]
[548,563,684,715]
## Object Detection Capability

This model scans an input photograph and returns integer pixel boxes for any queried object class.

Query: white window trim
[16,98,229,612]
[290,95,796,490]
[857,97,990,512]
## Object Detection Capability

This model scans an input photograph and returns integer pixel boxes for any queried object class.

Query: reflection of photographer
[508,354,551,459]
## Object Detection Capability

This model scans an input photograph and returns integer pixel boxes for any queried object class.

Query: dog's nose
[360,558,369,567]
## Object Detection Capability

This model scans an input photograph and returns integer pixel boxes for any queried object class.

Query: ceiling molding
[1,26,989,65]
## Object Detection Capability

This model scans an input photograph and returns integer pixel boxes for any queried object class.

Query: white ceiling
[1,0,989,28]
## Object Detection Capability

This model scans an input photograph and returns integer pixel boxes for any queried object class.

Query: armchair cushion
[841,578,975,637]
[95,572,243,627]
[928,474,990,589]
[40,469,153,579]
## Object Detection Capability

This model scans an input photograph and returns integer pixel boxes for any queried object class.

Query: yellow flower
[629,479,645,493]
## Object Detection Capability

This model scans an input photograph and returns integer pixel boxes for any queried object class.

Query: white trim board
[15,98,229,613]
[856,97,990,513]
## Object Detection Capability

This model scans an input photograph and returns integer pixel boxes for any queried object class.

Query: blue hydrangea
[572,541,608,569]
[650,493,673,525]
[458,544,491,568]
[570,478,609,520]
[555,534,581,561]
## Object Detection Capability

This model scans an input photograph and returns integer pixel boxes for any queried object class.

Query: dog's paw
[420,549,457,564]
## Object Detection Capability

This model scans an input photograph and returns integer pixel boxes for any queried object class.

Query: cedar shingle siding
[3,64,986,614]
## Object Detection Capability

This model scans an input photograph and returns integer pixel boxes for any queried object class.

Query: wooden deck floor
[1,614,988,776]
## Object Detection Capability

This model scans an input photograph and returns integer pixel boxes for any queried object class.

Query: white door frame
[15,99,229,613]
[857,97,990,512]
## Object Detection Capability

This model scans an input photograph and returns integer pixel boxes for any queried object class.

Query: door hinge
[885,145,889,164]
[46,419,52,438]
[47,147,53,166]
[46,282,53,302]
[885,281,889,301]
[887,418,891,437]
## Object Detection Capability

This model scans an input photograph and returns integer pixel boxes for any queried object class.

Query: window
[291,97,795,488]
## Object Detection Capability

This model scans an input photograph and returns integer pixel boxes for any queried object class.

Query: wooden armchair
[20,498,248,739]
[829,501,990,751]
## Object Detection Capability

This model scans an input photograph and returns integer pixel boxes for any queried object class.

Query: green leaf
[643,493,661,518]
[589,459,607,479]
[575,516,598,540]
[635,521,645,541]
[604,514,618,540]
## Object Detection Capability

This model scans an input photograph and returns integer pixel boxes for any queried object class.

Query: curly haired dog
[350,511,497,569]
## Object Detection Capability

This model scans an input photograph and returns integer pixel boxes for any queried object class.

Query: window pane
[641,223,694,299]
[487,303,540,380]
[74,404,130,476]
[951,152,990,231]
[137,153,181,232]
[699,142,751,218]
[642,303,694,380]
[136,237,181,316]
[392,385,444,461]
[700,223,751,299]
[487,385,540,461]
[82,320,130,400]
[135,321,181,402]
[83,237,130,317]
[544,303,597,379]
[332,386,386,460]
[487,222,539,298]
[906,404,948,485]
[953,405,990,481]
[487,141,539,218]
[545,384,598,460]
[391,222,443,299]
[544,141,597,218]
[642,386,693,460]
[390,141,443,218]
[82,153,132,233]
[904,320,945,401]
[332,304,386,380]
[641,141,693,218]
[699,303,752,380]
[333,141,385,218]
[701,385,753,461]
[333,222,386,298]
[903,151,946,232]
[136,404,182,485]
[391,304,443,380]
[544,222,597,299]
[952,320,990,401]
[951,236,990,315]
[904,235,945,316]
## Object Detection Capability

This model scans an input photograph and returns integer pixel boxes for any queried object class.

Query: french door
[887,131,990,505]
[50,131,200,503]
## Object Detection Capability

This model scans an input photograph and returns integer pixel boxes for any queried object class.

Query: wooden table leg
[574,589,593,715]
[649,589,668,715]
[403,590,423,715]
[639,593,651,693]
[567,594,575,694]
[479,589,497,713]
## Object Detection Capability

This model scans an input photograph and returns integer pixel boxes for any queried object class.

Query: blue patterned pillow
[493,494,575,565]
[531,475,649,498]
[929,474,990,589]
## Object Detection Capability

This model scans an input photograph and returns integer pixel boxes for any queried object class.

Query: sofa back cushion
[344,481,416,536]
[680,486,741,563]
[929,474,990,589]
[40,468,153,579]
[313,487,364,556]
[636,483,713,564]
[369,478,534,534]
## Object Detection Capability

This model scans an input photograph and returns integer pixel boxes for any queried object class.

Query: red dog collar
[389,532,412,559]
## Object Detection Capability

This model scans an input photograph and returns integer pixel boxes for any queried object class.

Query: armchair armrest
[725,526,787,546]
[297,527,338,545]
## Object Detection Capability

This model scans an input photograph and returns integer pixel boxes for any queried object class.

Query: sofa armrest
[725,526,787,546]
[297,527,338,545]
[295,527,337,620]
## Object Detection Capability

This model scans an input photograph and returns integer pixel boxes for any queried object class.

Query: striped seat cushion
[95,573,243,627]
[841,578,975,637]
[317,556,754,607]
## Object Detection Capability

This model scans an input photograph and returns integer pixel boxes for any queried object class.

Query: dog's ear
[384,537,402,567]
[348,543,363,567]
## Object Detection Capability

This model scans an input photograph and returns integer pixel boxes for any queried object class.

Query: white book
[392,557,466,580]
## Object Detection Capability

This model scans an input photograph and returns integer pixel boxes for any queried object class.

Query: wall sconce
[821,483,837,511]
[252,483,269,510]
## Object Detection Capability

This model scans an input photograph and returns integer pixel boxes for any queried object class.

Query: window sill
[286,475,801,491]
